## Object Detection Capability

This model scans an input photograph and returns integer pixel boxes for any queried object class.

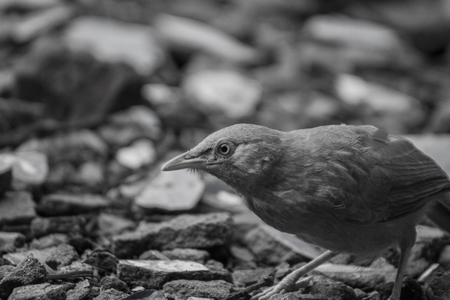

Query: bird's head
[162,124,284,193]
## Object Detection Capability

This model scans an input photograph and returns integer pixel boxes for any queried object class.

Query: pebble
[0,191,36,225]
[112,213,232,258]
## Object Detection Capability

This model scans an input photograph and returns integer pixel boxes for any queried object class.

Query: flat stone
[0,191,36,225]
[184,69,261,119]
[0,232,26,253]
[100,275,129,293]
[112,213,232,258]
[64,16,164,76]
[162,248,210,264]
[163,280,233,300]
[38,193,109,216]
[245,225,320,265]
[0,254,47,299]
[66,280,92,300]
[116,139,156,170]
[93,288,130,300]
[30,216,85,238]
[29,233,69,250]
[8,282,74,300]
[118,260,221,289]
[84,250,119,275]
[232,268,274,287]
[135,170,204,212]
[3,244,78,270]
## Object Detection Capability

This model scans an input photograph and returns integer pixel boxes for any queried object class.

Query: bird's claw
[250,276,312,300]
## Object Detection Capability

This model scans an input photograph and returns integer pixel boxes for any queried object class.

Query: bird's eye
[217,143,232,156]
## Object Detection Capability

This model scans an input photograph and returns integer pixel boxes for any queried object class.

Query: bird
[162,123,450,300]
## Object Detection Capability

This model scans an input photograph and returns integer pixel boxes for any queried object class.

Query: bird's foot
[251,276,312,300]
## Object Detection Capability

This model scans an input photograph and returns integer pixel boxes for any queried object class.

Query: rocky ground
[1,0,450,299]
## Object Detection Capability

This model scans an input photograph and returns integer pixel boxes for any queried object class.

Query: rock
[0,191,36,225]
[0,151,48,187]
[438,245,450,270]
[3,244,78,270]
[336,73,425,133]
[163,280,233,300]
[112,213,232,258]
[162,248,210,264]
[184,69,262,120]
[84,250,119,275]
[203,260,232,283]
[116,139,157,170]
[301,15,421,70]
[135,170,205,212]
[96,213,135,237]
[18,130,108,160]
[232,268,274,287]
[13,38,139,122]
[0,232,25,253]
[118,260,210,289]
[76,161,105,186]
[64,16,165,76]
[139,250,170,261]
[100,275,130,293]
[303,275,358,300]
[102,106,163,146]
[38,193,109,216]
[313,263,389,291]
[347,0,450,53]
[8,282,75,300]
[154,14,260,65]
[425,270,450,300]
[94,288,129,300]
[0,265,14,281]
[122,289,166,300]
[245,225,320,265]
[66,279,93,300]
[0,254,47,299]
[31,216,86,238]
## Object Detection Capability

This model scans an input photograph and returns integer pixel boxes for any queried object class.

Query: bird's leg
[388,231,416,300]
[252,250,337,300]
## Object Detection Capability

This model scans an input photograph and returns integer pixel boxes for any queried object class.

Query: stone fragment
[3,244,78,270]
[162,248,210,264]
[0,152,48,185]
[0,254,46,299]
[232,268,274,287]
[31,216,85,238]
[155,14,260,65]
[100,275,129,293]
[425,270,450,300]
[135,170,204,212]
[84,250,119,275]
[163,280,233,300]
[118,260,221,289]
[245,225,318,265]
[116,139,156,170]
[139,250,170,261]
[0,232,26,253]
[112,213,232,258]
[29,234,69,250]
[38,193,109,216]
[0,191,36,225]
[66,279,92,300]
[93,288,130,300]
[96,213,135,237]
[8,282,74,300]
[303,275,357,300]
[184,69,261,119]
[64,16,165,76]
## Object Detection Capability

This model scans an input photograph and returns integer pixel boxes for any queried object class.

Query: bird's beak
[162,152,205,171]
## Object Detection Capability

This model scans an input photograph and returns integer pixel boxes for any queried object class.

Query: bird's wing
[302,125,450,225]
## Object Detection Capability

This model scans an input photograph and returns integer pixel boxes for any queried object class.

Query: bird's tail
[427,192,450,234]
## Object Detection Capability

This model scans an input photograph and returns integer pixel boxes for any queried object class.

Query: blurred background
[1,1,450,298]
